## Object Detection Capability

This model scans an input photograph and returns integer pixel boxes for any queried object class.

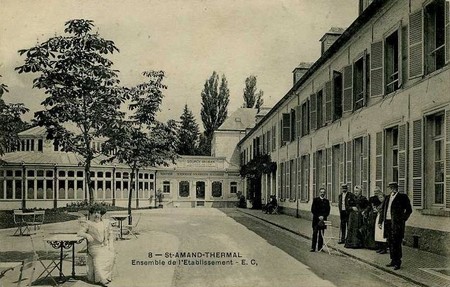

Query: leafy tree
[242,75,264,110]
[16,19,125,204]
[0,76,29,156]
[200,71,229,155]
[102,71,178,224]
[176,104,199,155]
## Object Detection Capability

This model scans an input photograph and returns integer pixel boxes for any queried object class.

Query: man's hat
[341,184,348,190]
[388,182,398,188]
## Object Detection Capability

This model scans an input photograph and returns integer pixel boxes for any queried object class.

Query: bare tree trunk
[128,166,136,225]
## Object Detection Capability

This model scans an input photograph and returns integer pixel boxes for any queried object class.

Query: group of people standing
[311,181,412,270]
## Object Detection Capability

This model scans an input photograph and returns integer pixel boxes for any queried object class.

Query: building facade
[238,0,450,255]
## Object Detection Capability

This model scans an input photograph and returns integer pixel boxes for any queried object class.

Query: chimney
[292,62,313,86]
[320,27,345,55]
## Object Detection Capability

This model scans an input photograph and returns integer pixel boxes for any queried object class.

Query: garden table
[109,214,129,239]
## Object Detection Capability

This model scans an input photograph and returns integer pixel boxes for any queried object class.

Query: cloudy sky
[0,0,357,128]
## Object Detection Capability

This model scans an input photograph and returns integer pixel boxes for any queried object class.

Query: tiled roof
[218,108,257,131]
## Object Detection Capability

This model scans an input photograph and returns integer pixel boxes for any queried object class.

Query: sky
[0,0,357,129]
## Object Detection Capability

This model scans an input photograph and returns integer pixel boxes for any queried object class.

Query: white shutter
[306,154,310,202]
[412,119,423,208]
[310,94,317,131]
[325,81,332,124]
[398,123,408,194]
[370,40,384,97]
[296,105,302,139]
[346,140,353,191]
[327,147,332,199]
[409,9,424,79]
[362,135,370,197]
[297,156,302,200]
[313,152,317,198]
[342,65,353,113]
[375,131,384,190]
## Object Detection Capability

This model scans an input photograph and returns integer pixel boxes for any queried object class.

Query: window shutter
[445,111,450,208]
[321,151,327,193]
[362,50,368,107]
[340,143,345,187]
[445,0,449,64]
[306,154,310,202]
[409,9,424,79]
[375,131,384,190]
[370,41,384,97]
[412,119,423,208]
[398,123,408,194]
[286,160,290,200]
[279,119,283,147]
[272,125,276,151]
[342,65,353,113]
[278,162,281,198]
[327,147,332,199]
[282,113,290,143]
[325,81,332,123]
[346,140,353,191]
[313,152,317,198]
[397,21,403,88]
[310,94,317,131]
[362,135,370,197]
[297,156,302,200]
[291,159,296,200]
[296,105,302,139]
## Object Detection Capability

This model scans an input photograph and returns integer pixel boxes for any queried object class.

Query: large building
[238,0,450,255]
[0,109,257,210]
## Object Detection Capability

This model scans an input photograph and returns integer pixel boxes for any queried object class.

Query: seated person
[78,205,115,286]
[265,195,278,214]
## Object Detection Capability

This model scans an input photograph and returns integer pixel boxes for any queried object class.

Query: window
[353,138,364,187]
[385,127,400,186]
[230,182,238,193]
[37,139,43,151]
[59,171,66,177]
[290,109,296,140]
[333,71,343,120]
[332,144,345,203]
[300,155,309,202]
[353,55,366,110]
[281,113,291,146]
[385,30,400,93]
[179,181,189,197]
[425,112,445,206]
[316,90,324,128]
[271,125,276,151]
[163,181,170,193]
[77,171,84,178]
[424,0,447,74]
[212,181,222,197]
[301,100,310,136]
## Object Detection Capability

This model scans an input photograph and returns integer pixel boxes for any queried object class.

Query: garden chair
[123,213,142,238]
[30,230,66,286]
[13,210,29,236]
[319,221,338,255]
[25,211,45,232]
[11,255,37,287]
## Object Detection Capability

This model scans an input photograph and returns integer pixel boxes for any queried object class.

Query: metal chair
[319,221,338,255]
[12,255,37,287]
[13,210,29,236]
[123,213,142,238]
[30,230,66,286]
[25,211,45,232]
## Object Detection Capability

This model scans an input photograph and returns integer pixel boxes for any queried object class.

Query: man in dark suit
[338,184,354,244]
[378,182,412,270]
[310,187,330,252]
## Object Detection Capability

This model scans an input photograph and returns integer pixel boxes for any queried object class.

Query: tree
[200,71,229,155]
[176,104,199,155]
[0,76,29,156]
[242,75,264,111]
[16,19,125,204]
[102,71,178,224]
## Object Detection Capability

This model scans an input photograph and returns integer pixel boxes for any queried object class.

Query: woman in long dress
[363,190,382,249]
[345,185,369,249]
[373,187,388,253]
[78,205,115,286]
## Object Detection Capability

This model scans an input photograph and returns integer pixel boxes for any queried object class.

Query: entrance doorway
[196,181,205,199]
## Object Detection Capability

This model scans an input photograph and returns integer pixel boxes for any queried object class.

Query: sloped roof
[0,151,128,168]
[218,108,257,131]
[18,126,46,137]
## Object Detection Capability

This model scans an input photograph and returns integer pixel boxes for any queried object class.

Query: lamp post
[21,161,26,210]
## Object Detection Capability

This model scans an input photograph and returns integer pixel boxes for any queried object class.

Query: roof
[0,151,128,168]
[319,27,346,41]
[18,126,46,137]
[238,0,387,147]
[218,108,257,131]
[293,62,314,71]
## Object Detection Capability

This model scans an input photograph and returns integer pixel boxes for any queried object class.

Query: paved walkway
[237,208,450,287]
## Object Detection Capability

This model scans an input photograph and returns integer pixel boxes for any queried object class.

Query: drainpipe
[53,164,57,209]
